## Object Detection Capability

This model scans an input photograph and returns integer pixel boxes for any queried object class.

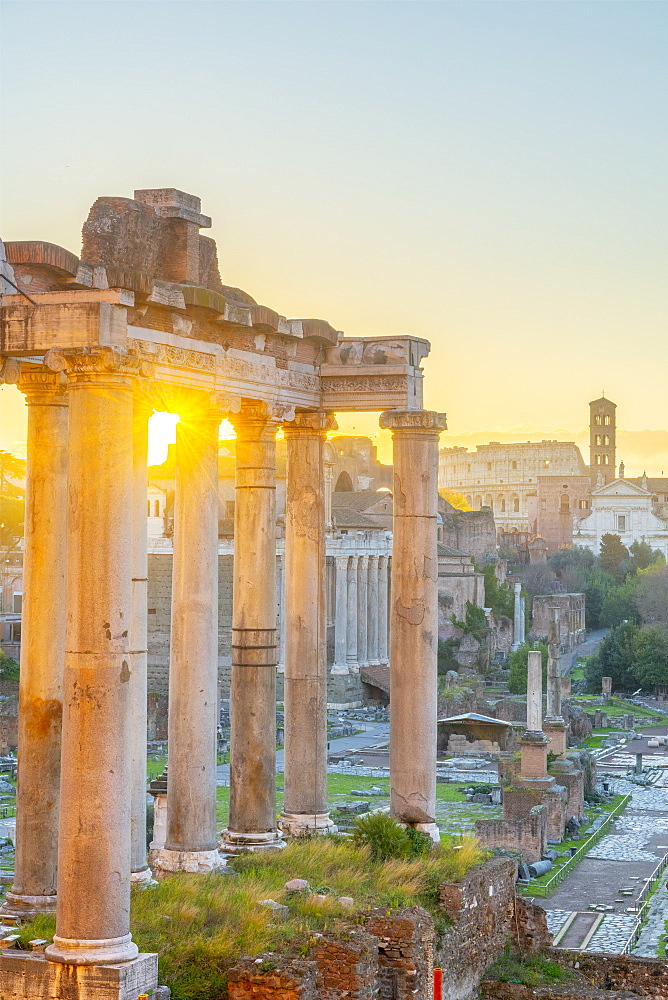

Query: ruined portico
[0,188,443,996]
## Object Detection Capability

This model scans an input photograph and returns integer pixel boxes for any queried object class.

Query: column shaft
[156,401,223,873]
[527,650,543,733]
[346,556,359,671]
[46,350,139,964]
[367,555,379,665]
[280,412,336,836]
[377,555,389,664]
[223,405,284,851]
[380,409,446,841]
[357,555,369,667]
[332,555,349,673]
[4,371,67,917]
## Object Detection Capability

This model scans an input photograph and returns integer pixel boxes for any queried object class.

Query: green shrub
[351,812,412,861]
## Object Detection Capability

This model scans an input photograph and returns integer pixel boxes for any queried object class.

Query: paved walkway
[542,744,668,955]
[560,629,607,676]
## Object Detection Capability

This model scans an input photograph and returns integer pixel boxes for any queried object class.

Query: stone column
[519,650,552,786]
[154,392,227,874]
[379,409,446,841]
[377,555,389,664]
[276,552,285,675]
[2,369,67,918]
[366,555,379,666]
[43,346,149,967]
[357,554,369,668]
[332,555,349,674]
[512,582,523,651]
[130,397,153,886]
[280,411,337,837]
[544,608,567,756]
[222,402,285,853]
[346,555,359,673]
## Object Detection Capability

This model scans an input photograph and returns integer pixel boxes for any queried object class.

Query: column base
[0,950,157,999]
[45,933,139,966]
[152,848,228,875]
[395,816,441,844]
[516,775,556,791]
[278,812,338,838]
[219,829,286,855]
[330,662,350,676]
[0,892,57,919]
[130,866,157,889]
[346,662,360,675]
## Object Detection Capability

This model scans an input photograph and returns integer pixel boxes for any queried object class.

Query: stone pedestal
[2,370,67,918]
[42,347,141,965]
[543,721,567,757]
[518,732,554,788]
[380,409,446,841]
[154,394,226,875]
[222,404,285,853]
[130,397,152,887]
[280,412,337,837]
[0,951,157,1000]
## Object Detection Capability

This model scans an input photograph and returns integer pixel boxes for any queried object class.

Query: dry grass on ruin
[16,836,485,1000]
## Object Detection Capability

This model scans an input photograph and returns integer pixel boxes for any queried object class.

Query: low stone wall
[437,857,551,1000]
[226,860,548,1000]
[476,804,547,862]
[550,950,668,996]
[228,956,318,999]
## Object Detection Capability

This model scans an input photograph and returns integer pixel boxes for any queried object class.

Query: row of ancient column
[5,349,445,967]
[332,553,390,674]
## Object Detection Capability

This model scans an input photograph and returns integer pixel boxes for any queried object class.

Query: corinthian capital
[379,409,447,433]
[284,410,338,436]
[43,346,154,385]
[18,366,68,404]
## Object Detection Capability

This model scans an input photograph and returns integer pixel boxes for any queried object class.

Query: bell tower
[589,395,616,485]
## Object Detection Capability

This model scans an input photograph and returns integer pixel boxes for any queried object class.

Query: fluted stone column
[346,556,359,673]
[280,411,336,837]
[276,552,286,674]
[378,555,389,664]
[130,397,152,886]
[43,346,147,966]
[332,555,349,674]
[367,555,379,666]
[357,554,369,668]
[222,403,285,852]
[512,582,524,651]
[380,409,446,841]
[154,393,227,874]
[2,369,67,918]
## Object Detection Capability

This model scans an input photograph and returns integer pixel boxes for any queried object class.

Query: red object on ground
[434,967,443,997]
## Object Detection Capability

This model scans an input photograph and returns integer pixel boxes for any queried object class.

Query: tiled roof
[331,489,392,512]
[332,508,382,529]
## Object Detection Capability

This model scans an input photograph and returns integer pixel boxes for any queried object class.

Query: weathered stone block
[0,951,158,1000]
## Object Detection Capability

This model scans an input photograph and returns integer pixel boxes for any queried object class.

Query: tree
[585,621,639,693]
[482,564,514,619]
[627,540,661,574]
[600,578,641,629]
[599,533,630,582]
[549,546,595,574]
[633,625,668,690]
[508,641,548,695]
[519,564,556,599]
[635,565,668,625]
[583,569,615,630]
[451,601,488,643]
[438,488,471,511]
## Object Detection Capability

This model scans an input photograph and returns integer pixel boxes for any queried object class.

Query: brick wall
[365,907,434,999]
[475,805,547,863]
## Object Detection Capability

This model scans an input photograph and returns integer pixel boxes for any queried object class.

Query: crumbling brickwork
[227,956,318,999]
[365,907,434,1000]
[311,929,379,999]
[475,804,547,862]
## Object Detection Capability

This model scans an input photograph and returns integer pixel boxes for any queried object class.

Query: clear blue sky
[1,1,667,470]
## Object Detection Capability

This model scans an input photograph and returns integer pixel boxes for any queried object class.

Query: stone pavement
[633,877,668,957]
[540,773,668,955]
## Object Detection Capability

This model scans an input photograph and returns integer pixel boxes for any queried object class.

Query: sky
[1,0,666,472]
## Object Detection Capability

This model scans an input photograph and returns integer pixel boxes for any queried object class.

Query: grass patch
[17,837,486,1000]
[485,947,573,986]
